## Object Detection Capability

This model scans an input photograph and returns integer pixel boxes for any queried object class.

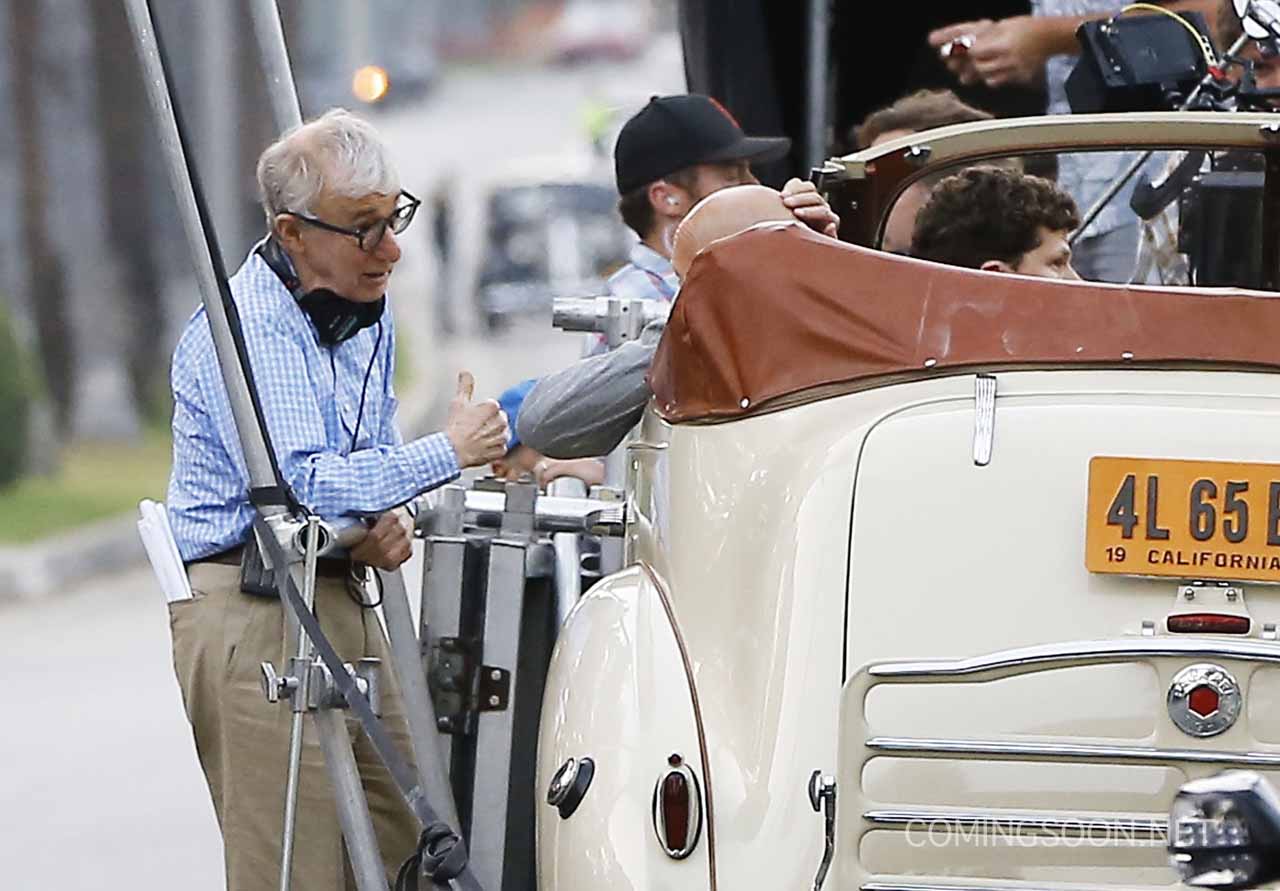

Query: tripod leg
[378,567,462,830]
[314,709,391,891]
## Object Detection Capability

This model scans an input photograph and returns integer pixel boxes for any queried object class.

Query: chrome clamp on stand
[551,294,663,566]
[417,479,624,890]
[552,295,671,351]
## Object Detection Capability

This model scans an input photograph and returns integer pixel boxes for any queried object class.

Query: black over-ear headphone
[256,236,385,346]
[256,236,384,451]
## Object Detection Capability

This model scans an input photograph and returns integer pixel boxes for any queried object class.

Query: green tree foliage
[0,302,31,489]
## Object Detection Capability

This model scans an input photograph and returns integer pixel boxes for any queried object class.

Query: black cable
[346,563,384,609]
[350,321,383,453]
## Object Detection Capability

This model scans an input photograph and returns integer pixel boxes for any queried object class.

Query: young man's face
[1008,226,1079,280]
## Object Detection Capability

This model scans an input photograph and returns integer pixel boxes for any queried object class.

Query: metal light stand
[550,294,659,570]
[418,482,625,890]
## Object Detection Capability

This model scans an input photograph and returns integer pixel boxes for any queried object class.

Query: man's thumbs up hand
[445,370,509,468]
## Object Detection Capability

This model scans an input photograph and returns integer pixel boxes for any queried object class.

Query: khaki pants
[170,562,420,891]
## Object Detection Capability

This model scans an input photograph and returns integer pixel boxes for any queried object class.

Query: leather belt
[190,544,357,579]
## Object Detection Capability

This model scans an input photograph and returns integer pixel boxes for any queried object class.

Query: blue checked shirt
[606,241,679,303]
[167,246,460,561]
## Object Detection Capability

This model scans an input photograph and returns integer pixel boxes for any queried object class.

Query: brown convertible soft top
[648,224,1280,423]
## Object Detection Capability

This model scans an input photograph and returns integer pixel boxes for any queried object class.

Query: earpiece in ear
[666,197,679,206]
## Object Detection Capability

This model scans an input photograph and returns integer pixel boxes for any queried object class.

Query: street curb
[0,513,144,603]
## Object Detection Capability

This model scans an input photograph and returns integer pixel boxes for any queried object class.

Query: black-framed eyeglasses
[286,189,420,253]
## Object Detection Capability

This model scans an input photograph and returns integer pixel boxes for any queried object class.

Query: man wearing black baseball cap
[507,94,839,463]
[607,94,835,310]
[491,93,838,481]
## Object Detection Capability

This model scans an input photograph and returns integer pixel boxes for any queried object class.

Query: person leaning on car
[507,93,840,461]
[910,165,1082,279]
[165,108,508,890]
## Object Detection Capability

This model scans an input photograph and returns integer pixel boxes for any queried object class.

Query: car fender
[536,562,713,889]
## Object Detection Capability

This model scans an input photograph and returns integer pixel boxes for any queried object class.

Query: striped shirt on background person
[166,247,459,562]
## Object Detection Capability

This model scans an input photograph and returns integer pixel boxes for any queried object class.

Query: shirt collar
[628,241,675,279]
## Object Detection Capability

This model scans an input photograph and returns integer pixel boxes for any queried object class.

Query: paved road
[0,37,683,890]
[0,565,225,889]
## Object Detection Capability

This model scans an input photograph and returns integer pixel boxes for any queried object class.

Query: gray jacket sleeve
[517,322,662,459]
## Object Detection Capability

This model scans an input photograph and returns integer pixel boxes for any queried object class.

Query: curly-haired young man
[910,165,1082,280]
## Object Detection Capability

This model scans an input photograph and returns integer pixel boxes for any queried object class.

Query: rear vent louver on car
[844,638,1280,891]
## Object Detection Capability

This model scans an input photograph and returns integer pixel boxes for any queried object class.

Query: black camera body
[1179,164,1266,288]
[1066,12,1212,114]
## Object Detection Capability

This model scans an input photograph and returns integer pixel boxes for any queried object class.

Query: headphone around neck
[256,236,385,347]
[256,236,383,451]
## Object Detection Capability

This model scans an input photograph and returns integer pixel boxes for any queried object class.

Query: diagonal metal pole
[246,0,302,130]
[122,0,285,503]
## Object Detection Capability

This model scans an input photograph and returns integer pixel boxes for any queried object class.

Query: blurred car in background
[475,155,634,331]
[548,0,651,64]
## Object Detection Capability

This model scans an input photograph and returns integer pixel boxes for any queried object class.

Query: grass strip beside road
[0,432,171,543]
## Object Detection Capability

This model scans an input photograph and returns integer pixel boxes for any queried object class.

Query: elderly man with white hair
[166,108,507,890]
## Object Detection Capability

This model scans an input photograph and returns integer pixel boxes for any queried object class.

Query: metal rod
[246,0,303,131]
[315,709,391,891]
[121,0,283,501]
[1069,34,1250,246]
[806,0,830,171]
[378,567,462,830]
[278,516,321,891]
[422,489,623,534]
[547,478,586,624]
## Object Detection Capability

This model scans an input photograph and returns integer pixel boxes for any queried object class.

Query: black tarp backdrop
[678,0,1046,185]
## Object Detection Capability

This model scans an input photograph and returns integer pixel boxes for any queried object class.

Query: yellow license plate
[1086,456,1280,583]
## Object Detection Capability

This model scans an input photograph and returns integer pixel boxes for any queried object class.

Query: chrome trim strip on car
[864,883,1168,891]
[868,637,1280,680]
[866,736,1280,767]
[863,808,1165,837]
[642,562,718,890]
[972,375,996,466]
[833,110,1280,182]
[862,883,1163,891]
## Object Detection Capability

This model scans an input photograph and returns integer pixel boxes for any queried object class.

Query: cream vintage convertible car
[532,110,1280,890]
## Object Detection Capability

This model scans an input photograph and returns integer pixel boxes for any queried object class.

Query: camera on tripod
[1063,5,1280,288]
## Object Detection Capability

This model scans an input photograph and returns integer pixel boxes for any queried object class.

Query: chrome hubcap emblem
[1167,663,1241,738]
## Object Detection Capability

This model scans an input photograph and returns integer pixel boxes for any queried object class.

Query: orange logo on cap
[708,97,741,129]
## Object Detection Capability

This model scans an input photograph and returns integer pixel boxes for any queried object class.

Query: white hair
[256,108,400,226]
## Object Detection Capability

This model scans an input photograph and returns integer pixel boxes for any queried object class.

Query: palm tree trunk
[10,0,75,434]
